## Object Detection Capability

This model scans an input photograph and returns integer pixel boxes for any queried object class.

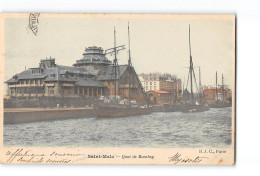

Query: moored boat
[210,73,232,108]
[94,104,152,117]
[180,25,209,113]
[180,103,209,113]
[95,23,152,118]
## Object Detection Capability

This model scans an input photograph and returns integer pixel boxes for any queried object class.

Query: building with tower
[5,46,146,103]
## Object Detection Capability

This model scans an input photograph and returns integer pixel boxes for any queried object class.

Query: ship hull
[180,104,210,113]
[210,102,231,108]
[163,104,181,112]
[94,105,152,117]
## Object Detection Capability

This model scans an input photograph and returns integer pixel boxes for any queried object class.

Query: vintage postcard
[0,14,235,165]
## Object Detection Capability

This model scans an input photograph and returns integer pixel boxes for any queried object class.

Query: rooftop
[73,46,112,67]
[97,65,128,81]
[149,90,171,94]
[5,59,107,88]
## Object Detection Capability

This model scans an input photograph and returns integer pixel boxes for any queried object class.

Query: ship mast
[216,71,218,101]
[113,27,118,99]
[128,22,132,67]
[128,22,132,103]
[183,76,185,97]
[222,73,224,101]
[189,25,194,103]
[104,27,125,99]
[199,66,202,102]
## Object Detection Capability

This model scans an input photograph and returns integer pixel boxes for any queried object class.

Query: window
[48,87,54,94]
[10,88,14,95]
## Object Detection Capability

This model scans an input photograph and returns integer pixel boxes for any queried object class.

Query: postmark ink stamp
[29,13,40,36]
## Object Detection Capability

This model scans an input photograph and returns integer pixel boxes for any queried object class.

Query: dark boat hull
[94,105,152,117]
[180,104,210,113]
[210,102,231,108]
[163,104,181,112]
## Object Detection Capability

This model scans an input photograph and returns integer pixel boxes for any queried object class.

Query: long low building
[5,58,107,98]
[5,46,147,103]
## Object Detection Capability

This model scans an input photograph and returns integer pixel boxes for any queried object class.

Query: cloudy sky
[3,14,235,94]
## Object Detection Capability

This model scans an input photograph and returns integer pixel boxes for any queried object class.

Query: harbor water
[4,107,232,148]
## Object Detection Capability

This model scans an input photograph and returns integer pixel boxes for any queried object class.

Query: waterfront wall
[4,97,96,108]
[4,108,96,124]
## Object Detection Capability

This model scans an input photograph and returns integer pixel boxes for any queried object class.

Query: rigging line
[192,69,200,93]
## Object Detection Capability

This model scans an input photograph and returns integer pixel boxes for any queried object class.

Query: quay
[4,107,95,124]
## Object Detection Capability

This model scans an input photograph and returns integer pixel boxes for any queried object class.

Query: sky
[3,14,235,94]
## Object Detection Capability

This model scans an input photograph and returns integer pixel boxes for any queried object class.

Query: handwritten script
[168,152,209,164]
[5,148,85,164]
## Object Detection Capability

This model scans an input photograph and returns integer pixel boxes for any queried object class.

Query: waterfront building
[138,73,182,101]
[203,88,231,104]
[5,58,106,98]
[146,90,174,105]
[5,46,146,102]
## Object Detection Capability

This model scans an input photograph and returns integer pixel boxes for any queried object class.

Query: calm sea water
[4,107,232,148]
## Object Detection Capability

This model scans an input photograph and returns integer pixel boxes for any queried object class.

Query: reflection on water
[4,107,232,148]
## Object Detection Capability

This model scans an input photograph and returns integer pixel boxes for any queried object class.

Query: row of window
[145,86,157,91]
[18,79,44,85]
[145,82,157,85]
[10,87,45,94]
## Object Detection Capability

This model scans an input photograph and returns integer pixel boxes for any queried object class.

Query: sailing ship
[94,23,152,117]
[210,71,232,108]
[180,25,209,113]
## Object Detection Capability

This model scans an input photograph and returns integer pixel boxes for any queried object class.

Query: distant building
[147,90,174,105]
[138,73,182,101]
[203,88,231,104]
[5,46,146,102]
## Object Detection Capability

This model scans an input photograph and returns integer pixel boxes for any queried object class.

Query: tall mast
[128,22,132,102]
[216,71,218,101]
[199,66,202,102]
[128,22,132,67]
[183,76,185,95]
[222,73,224,101]
[189,25,194,103]
[105,27,125,99]
[113,27,118,98]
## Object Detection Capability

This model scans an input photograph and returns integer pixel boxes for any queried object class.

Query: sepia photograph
[0,13,235,165]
